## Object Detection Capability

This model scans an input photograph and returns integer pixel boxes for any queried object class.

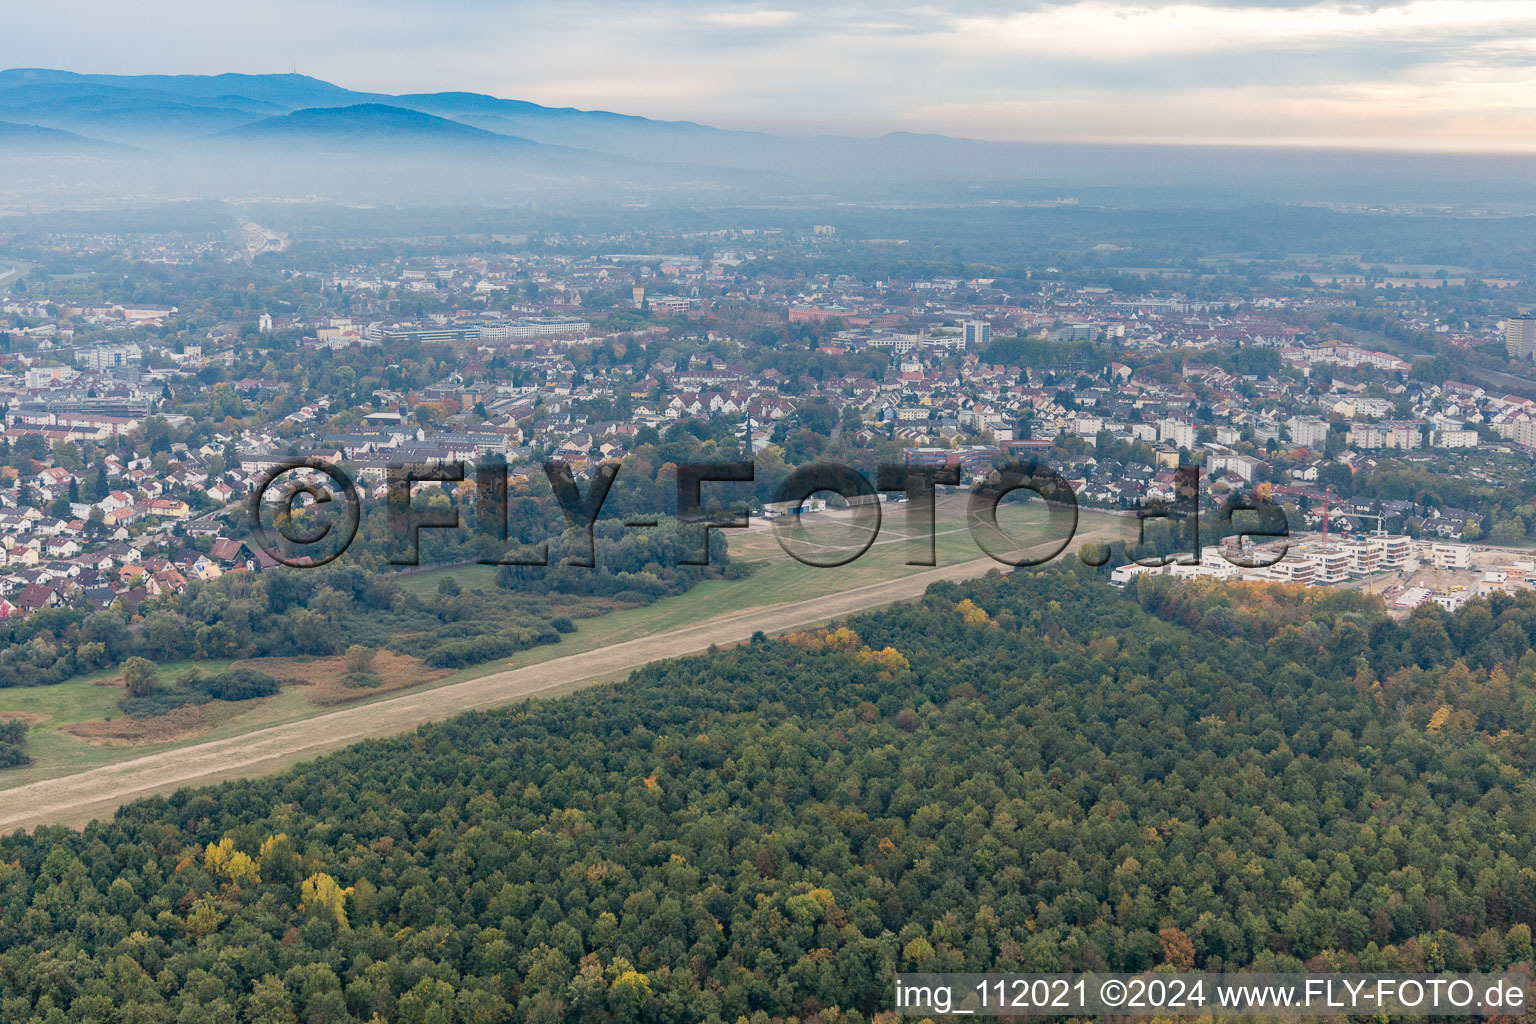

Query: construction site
[1111,487,1536,615]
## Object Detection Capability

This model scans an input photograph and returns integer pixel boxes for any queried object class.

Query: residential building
[1506,316,1536,359]
[963,321,992,349]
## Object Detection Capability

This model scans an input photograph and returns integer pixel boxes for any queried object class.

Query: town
[0,218,1533,619]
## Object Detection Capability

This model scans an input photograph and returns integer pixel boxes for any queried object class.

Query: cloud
[698,9,801,28]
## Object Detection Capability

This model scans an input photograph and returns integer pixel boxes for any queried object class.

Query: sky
[6,0,1536,150]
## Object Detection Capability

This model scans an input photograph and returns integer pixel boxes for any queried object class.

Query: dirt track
[0,552,1040,832]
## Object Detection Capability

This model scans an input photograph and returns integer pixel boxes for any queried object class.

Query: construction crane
[1351,512,1389,537]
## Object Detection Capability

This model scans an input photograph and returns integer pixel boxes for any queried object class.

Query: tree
[51,440,82,471]
[120,656,158,697]
[300,872,352,929]
[344,645,376,675]
[1489,519,1524,546]
[209,382,244,420]
[244,975,296,1024]
[13,432,48,465]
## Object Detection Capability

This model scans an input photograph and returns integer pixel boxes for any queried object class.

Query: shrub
[121,689,207,718]
[0,719,29,769]
[344,645,376,674]
[193,669,282,702]
[422,636,520,668]
[123,667,281,716]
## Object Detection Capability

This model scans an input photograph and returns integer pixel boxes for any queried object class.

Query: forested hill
[6,568,1536,1022]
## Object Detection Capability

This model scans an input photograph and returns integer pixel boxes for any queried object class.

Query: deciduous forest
[4,567,1536,1022]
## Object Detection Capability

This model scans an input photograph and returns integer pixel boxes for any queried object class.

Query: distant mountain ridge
[2,67,1534,209]
[221,103,533,145]
[0,69,392,111]
[0,68,1043,178]
[0,68,726,149]
[0,118,129,152]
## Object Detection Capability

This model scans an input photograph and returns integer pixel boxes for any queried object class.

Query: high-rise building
[963,321,992,349]
[1506,316,1536,359]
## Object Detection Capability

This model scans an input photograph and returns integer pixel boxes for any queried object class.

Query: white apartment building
[1249,555,1316,585]
[1158,418,1196,449]
[863,332,924,354]
[25,366,73,388]
[1421,542,1472,570]
[1303,546,1353,584]
[1433,591,1470,612]
[1288,416,1330,448]
[1167,560,1240,582]
[1072,415,1104,436]
[1435,428,1479,449]
[1207,451,1266,483]
[1506,317,1536,359]
[1368,535,1413,570]
[1345,543,1381,577]
[1350,423,1388,449]
[1500,419,1536,448]
[478,316,591,340]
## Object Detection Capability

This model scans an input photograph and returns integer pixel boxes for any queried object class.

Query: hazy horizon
[6,0,1536,152]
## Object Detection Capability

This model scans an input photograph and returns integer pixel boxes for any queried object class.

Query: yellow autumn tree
[203,838,233,875]
[783,626,862,652]
[955,598,990,627]
[856,646,909,672]
[610,968,651,1002]
[203,837,261,887]
[228,850,260,886]
[300,872,353,930]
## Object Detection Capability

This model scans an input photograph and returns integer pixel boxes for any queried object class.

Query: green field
[0,497,1130,787]
[408,496,1125,669]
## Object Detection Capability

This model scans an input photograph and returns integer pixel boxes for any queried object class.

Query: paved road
[0,548,1068,832]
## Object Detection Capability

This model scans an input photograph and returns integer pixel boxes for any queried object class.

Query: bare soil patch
[231,650,450,706]
[66,704,228,746]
